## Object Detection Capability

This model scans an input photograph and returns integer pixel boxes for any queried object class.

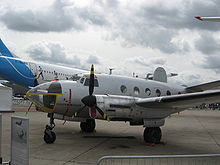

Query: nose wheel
[44,113,56,144]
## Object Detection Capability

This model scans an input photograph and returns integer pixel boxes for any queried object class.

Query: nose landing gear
[44,113,56,144]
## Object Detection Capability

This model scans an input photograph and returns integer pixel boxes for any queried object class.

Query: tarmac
[1,104,220,165]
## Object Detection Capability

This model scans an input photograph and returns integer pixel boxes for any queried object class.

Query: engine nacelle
[96,95,136,120]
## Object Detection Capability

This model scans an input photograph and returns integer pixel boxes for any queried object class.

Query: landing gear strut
[44,113,56,144]
[143,127,161,144]
[80,119,96,133]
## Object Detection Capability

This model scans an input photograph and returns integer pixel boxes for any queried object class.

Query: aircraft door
[28,62,38,76]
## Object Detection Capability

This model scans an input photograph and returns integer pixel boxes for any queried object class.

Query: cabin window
[134,87,140,95]
[167,90,171,96]
[145,88,151,96]
[84,78,99,87]
[156,89,161,97]
[120,85,127,93]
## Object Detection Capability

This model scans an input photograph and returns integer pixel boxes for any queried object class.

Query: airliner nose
[26,81,62,112]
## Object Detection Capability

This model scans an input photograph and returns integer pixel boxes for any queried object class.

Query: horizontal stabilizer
[186,80,220,92]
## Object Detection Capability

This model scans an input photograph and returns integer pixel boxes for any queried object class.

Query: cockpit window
[80,77,85,84]
[84,78,99,87]
[70,74,81,81]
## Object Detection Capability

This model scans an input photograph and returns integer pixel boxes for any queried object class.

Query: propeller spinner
[74,65,107,119]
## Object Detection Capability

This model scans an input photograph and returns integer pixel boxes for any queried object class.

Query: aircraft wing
[185,80,220,92]
[135,90,220,109]
[195,16,220,22]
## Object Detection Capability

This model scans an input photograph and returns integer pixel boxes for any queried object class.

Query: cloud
[2,0,220,55]
[126,56,166,67]
[105,0,220,54]
[169,71,203,86]
[26,41,82,67]
[0,0,108,32]
[86,55,101,64]
[194,32,220,73]
[195,33,220,55]
[197,55,220,73]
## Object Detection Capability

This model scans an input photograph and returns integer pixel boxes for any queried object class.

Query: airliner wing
[185,80,220,92]
[195,16,220,22]
[136,90,220,109]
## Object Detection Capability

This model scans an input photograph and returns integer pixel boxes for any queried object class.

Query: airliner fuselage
[0,56,86,88]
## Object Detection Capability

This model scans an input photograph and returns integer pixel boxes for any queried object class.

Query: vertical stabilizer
[0,39,14,57]
[153,67,167,83]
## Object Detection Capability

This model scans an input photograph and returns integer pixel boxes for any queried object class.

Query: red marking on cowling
[90,107,97,118]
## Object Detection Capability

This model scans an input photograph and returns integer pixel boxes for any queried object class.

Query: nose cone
[26,81,62,112]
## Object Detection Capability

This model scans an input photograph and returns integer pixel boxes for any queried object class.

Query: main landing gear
[44,113,56,144]
[80,119,96,133]
[143,127,161,144]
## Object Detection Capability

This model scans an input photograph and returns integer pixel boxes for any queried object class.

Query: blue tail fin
[0,39,14,57]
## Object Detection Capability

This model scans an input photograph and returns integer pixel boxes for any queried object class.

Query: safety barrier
[97,154,220,165]
[12,99,31,105]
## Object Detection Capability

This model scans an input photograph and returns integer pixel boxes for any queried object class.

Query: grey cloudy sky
[0,0,220,85]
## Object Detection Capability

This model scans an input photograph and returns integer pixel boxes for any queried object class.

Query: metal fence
[12,99,31,105]
[97,154,220,165]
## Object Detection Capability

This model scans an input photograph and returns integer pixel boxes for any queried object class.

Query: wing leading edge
[136,89,220,109]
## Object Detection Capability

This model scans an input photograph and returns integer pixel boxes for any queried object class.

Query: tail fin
[153,67,167,83]
[0,39,14,57]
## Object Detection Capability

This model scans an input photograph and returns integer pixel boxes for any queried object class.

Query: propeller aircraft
[26,65,220,144]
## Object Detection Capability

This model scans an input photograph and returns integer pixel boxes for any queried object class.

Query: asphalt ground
[1,104,220,165]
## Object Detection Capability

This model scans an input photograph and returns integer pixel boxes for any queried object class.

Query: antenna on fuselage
[146,73,153,80]
[167,73,178,77]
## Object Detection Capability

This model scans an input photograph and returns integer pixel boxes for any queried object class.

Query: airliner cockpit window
[84,78,99,87]
[70,74,81,81]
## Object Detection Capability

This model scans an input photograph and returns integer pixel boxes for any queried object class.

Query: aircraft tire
[80,119,96,133]
[44,131,56,144]
[144,127,161,144]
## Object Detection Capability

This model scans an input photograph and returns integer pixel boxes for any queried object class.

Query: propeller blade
[95,106,109,120]
[73,105,86,118]
[26,102,33,115]
[89,64,95,96]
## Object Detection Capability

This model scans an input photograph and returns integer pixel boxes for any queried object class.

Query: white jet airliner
[195,16,220,22]
[0,39,87,88]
